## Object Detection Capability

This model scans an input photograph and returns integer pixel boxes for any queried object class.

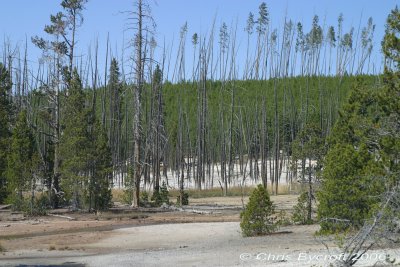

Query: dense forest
[0,0,395,216]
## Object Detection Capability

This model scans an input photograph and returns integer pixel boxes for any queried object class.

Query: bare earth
[0,195,398,267]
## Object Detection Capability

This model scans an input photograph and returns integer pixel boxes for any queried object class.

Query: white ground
[113,158,309,190]
[2,222,398,267]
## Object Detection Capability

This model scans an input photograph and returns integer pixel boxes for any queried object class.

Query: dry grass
[111,189,126,203]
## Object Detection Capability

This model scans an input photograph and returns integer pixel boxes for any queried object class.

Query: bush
[292,192,313,225]
[240,184,278,236]
[0,242,5,252]
[176,190,189,205]
[277,210,292,226]
[140,191,149,206]
[151,181,170,206]
[8,193,49,216]
[31,194,50,216]
[317,144,382,234]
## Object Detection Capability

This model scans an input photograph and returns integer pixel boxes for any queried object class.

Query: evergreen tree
[378,6,400,193]
[59,69,90,209]
[108,58,123,176]
[7,110,40,209]
[318,7,400,234]
[291,122,325,223]
[87,121,113,211]
[240,184,277,237]
[382,6,400,71]
[317,81,385,234]
[0,63,13,203]
[31,0,87,208]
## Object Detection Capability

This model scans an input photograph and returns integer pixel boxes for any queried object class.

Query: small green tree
[59,69,90,210]
[317,82,384,234]
[7,110,40,212]
[240,184,278,237]
[177,191,189,206]
[292,192,312,225]
[86,121,113,211]
[152,181,169,206]
[0,63,13,203]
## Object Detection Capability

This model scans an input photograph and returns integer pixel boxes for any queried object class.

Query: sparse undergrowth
[292,192,314,225]
[0,242,6,252]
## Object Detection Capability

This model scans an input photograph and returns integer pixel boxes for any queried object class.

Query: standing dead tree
[125,0,156,207]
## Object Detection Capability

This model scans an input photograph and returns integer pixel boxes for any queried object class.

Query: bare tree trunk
[132,0,145,207]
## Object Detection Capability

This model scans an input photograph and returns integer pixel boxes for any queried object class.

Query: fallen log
[167,205,221,215]
[48,214,77,221]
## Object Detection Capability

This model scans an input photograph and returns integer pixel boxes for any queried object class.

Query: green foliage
[291,122,325,222]
[318,7,400,235]
[317,81,386,234]
[86,122,113,211]
[292,192,313,225]
[151,181,170,206]
[140,191,149,206]
[160,76,364,165]
[122,167,134,205]
[176,190,189,206]
[10,194,49,216]
[291,123,325,169]
[60,69,90,209]
[382,6,400,70]
[0,63,12,203]
[240,184,278,237]
[276,210,291,226]
[7,110,40,208]
[27,74,365,187]
[60,69,113,211]
[318,142,384,234]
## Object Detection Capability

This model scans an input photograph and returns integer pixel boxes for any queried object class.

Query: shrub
[176,190,189,206]
[122,173,134,205]
[151,181,170,206]
[240,184,278,236]
[0,242,5,252]
[292,192,313,225]
[277,210,292,226]
[8,193,49,216]
[140,191,149,206]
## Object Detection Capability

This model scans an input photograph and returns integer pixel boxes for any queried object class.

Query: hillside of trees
[0,0,393,215]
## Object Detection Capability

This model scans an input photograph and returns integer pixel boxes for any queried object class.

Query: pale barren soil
[0,195,397,266]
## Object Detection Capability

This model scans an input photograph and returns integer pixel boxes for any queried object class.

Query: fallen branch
[166,205,221,214]
[48,214,77,221]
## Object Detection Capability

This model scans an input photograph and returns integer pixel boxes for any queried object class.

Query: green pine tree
[0,63,13,203]
[240,184,278,237]
[317,143,383,234]
[60,69,90,209]
[317,7,400,234]
[7,110,40,210]
[316,80,385,234]
[379,6,400,185]
[86,121,113,211]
